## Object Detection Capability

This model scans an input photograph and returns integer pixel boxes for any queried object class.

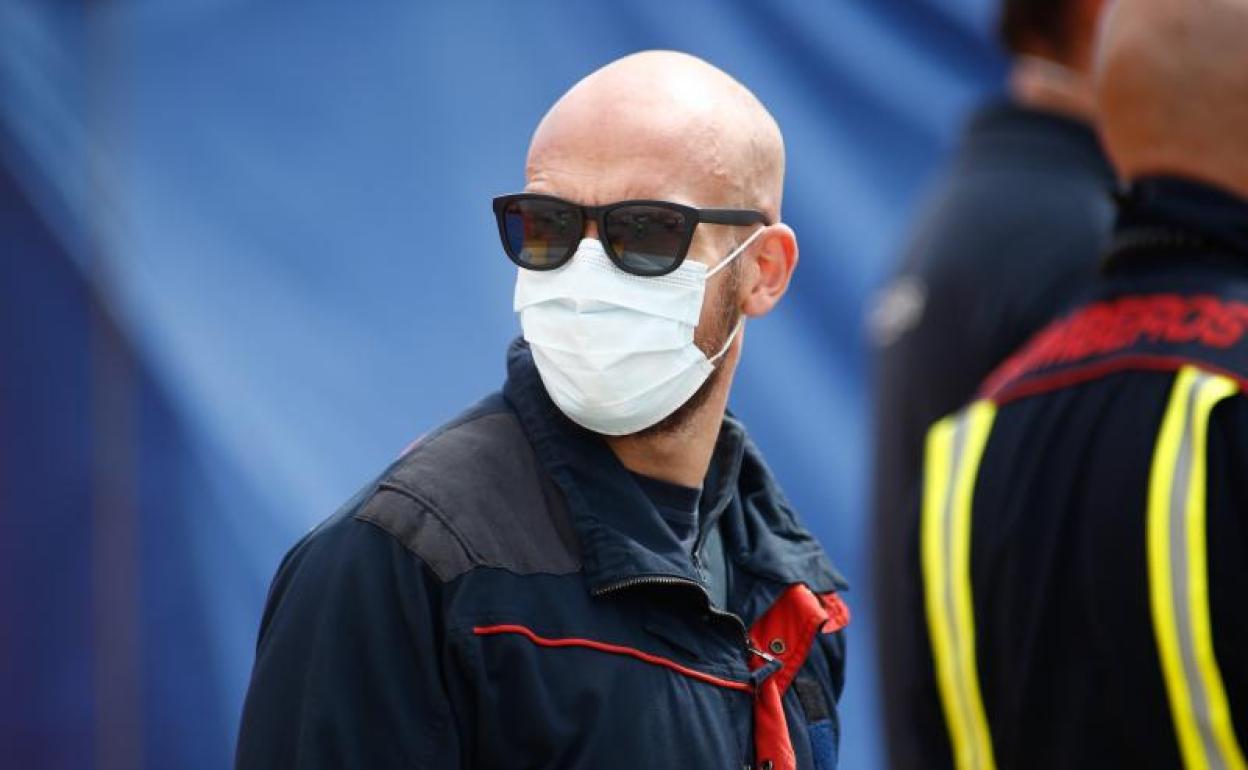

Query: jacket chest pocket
[460,624,753,769]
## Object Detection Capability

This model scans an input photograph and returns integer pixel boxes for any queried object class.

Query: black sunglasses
[492,193,770,277]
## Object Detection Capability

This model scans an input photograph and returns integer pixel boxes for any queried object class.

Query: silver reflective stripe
[1171,374,1223,768]
[941,417,982,767]
[1148,366,1247,770]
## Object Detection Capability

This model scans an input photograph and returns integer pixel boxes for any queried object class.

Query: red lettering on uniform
[981,294,1248,399]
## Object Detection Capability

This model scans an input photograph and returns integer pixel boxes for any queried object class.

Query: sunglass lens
[502,198,580,269]
[605,205,690,275]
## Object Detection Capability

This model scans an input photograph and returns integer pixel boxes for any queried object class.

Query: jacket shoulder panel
[356,409,580,581]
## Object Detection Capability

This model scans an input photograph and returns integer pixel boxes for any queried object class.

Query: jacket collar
[501,338,845,595]
[1104,176,1248,274]
[963,99,1114,184]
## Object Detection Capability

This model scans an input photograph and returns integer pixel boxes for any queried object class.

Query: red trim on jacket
[984,353,1248,405]
[980,293,1248,402]
[472,624,752,692]
[747,587,850,770]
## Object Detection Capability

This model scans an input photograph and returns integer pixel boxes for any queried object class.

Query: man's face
[524,120,750,436]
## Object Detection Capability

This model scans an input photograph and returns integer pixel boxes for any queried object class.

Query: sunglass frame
[492,192,770,277]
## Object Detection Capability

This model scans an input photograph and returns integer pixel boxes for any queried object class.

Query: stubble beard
[625,261,742,441]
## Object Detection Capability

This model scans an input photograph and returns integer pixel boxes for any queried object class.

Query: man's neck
[604,367,734,489]
[1009,55,1097,124]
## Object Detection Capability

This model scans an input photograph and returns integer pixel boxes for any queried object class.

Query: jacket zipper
[593,575,776,669]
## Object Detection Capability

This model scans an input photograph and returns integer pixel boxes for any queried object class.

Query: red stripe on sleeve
[472,624,753,692]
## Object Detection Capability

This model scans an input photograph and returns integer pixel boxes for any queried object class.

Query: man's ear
[741,224,798,318]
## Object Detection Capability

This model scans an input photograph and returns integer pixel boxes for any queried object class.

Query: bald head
[1095,0,1248,197]
[526,51,786,225]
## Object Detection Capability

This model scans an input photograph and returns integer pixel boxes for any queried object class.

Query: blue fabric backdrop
[1,2,1003,767]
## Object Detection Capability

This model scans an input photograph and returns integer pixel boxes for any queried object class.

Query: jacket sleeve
[235,516,461,769]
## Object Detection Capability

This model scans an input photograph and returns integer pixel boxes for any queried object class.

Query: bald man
[895,2,1248,768]
[235,51,849,770]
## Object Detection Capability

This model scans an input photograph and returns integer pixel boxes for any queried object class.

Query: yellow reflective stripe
[922,401,998,770]
[1148,365,1247,770]
[1189,376,1248,770]
[923,416,960,762]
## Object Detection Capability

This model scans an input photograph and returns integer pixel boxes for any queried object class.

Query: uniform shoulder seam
[372,480,485,564]
[352,406,580,580]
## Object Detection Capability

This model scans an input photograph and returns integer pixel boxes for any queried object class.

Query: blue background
[1,2,1003,767]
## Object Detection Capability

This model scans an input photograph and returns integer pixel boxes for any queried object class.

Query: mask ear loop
[706,224,767,279]
[704,225,766,362]
[708,318,745,364]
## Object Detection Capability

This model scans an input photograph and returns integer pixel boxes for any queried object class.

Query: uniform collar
[1103,176,1248,274]
[962,99,1114,183]
[501,338,844,595]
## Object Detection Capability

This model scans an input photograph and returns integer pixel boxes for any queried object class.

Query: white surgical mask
[513,229,763,436]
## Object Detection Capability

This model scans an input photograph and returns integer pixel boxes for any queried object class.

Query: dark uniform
[899,177,1248,769]
[870,101,1115,768]
[236,340,850,770]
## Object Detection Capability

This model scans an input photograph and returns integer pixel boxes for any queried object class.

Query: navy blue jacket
[236,340,849,769]
[896,178,1248,768]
